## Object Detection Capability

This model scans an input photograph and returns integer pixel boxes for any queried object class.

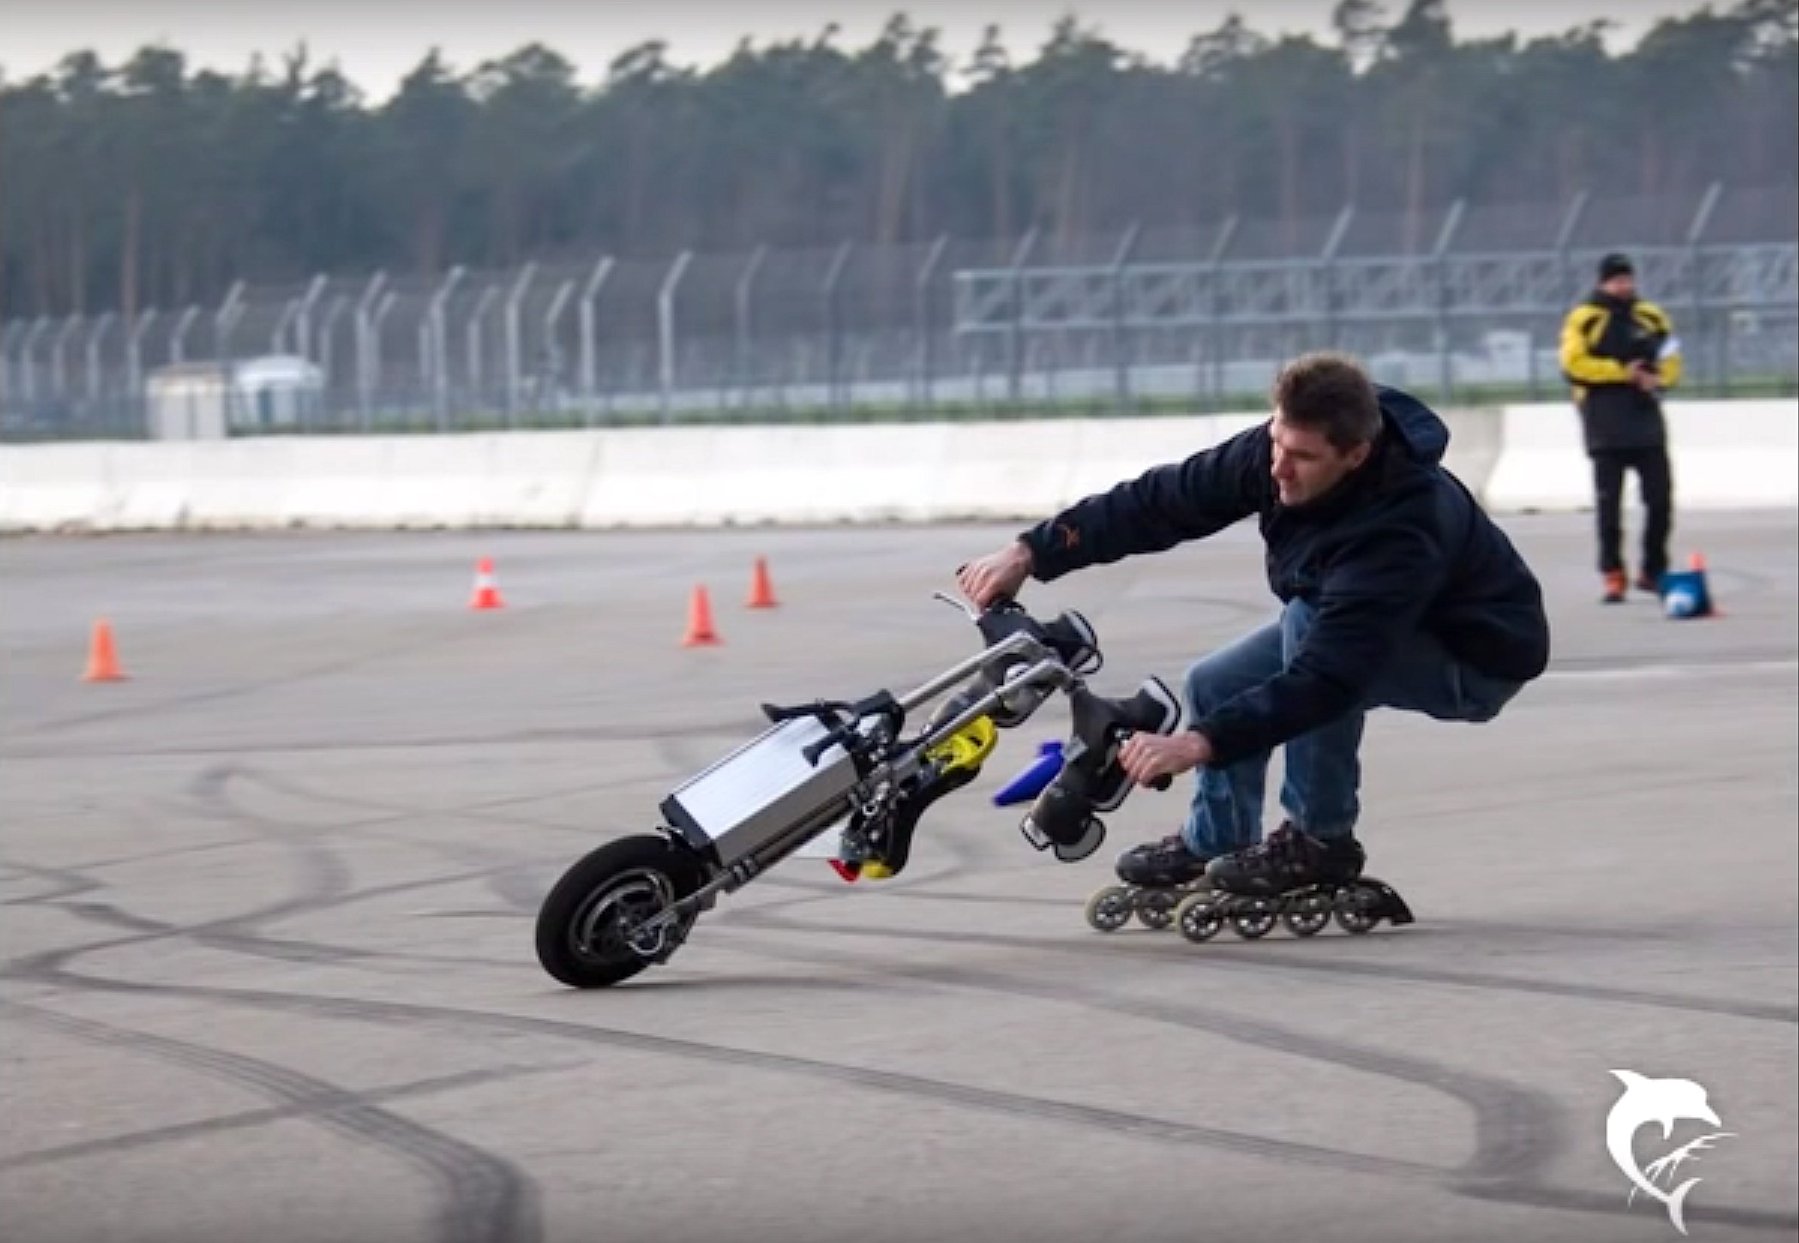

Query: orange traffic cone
[1688,550,1724,617]
[83,618,127,682]
[682,584,722,647]
[469,557,505,610]
[747,556,779,609]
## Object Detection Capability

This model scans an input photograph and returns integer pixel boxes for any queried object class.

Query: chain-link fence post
[658,251,692,425]
[295,275,328,361]
[821,242,851,412]
[1319,203,1355,352]
[578,257,614,426]
[1111,222,1140,414]
[424,266,465,429]
[733,245,767,414]
[914,234,948,413]
[1686,181,1723,394]
[1207,217,1238,408]
[503,262,537,428]
[1007,228,1038,405]
[85,312,115,406]
[1432,200,1465,403]
[354,272,388,430]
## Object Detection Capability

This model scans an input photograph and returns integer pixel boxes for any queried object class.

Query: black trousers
[1591,446,1674,577]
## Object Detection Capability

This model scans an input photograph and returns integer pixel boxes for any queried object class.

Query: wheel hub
[571,868,677,964]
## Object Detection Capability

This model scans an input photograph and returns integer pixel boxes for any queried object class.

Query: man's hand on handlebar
[958,541,1035,609]
[1119,729,1213,786]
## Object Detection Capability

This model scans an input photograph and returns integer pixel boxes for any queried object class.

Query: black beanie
[1598,252,1634,281]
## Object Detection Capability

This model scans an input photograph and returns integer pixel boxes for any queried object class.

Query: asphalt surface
[2,510,1796,1243]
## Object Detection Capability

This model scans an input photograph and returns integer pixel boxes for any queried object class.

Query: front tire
[535,834,707,988]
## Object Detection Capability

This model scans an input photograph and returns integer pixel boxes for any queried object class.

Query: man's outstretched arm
[1018,423,1269,583]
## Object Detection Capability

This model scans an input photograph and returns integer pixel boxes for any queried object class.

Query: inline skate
[1171,822,1414,942]
[1084,833,1215,932]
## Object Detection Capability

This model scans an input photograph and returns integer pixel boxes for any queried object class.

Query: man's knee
[1183,622,1284,715]
[1183,653,1232,715]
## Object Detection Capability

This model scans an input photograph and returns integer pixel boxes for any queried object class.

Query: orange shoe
[1601,569,1627,604]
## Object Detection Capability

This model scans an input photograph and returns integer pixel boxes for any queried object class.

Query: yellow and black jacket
[1559,292,1681,452]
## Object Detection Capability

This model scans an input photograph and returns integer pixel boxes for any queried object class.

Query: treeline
[2,0,1794,319]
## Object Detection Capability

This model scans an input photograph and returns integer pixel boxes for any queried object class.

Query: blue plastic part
[993,741,1065,807]
[1660,568,1712,619]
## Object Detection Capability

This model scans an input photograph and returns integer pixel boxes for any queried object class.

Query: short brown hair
[1271,352,1382,451]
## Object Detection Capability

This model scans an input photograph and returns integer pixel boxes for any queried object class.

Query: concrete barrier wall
[1483,400,1799,512]
[2,400,1792,534]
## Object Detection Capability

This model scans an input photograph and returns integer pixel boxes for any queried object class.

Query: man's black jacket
[1017,387,1551,766]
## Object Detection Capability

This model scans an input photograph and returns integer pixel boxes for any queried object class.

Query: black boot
[1115,834,1212,887]
[1205,822,1365,896]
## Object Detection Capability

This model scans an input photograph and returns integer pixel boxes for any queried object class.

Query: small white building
[145,354,325,439]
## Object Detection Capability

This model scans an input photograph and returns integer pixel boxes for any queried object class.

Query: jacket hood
[1375,385,1448,467]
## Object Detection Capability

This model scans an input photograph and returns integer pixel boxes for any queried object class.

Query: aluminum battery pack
[660,716,864,870]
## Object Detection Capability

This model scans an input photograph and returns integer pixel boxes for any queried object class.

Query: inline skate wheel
[1084,885,1134,933]
[1175,892,1225,943]
[1136,888,1180,929]
[1333,885,1381,934]
[1282,891,1332,937]
[1229,897,1278,940]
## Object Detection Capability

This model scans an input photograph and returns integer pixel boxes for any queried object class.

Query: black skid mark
[0,1062,569,1174]
[8,962,1438,1187]
[6,1001,542,1243]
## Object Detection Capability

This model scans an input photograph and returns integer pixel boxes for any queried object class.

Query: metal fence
[2,183,1795,441]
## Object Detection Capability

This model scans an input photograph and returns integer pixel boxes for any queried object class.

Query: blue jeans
[1181,598,1522,856]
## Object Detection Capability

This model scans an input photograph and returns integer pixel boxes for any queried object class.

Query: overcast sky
[3,0,1718,99]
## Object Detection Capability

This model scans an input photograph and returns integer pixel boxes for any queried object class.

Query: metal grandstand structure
[3,183,1794,439]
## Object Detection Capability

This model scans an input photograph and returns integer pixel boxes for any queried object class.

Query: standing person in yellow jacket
[1559,253,1683,603]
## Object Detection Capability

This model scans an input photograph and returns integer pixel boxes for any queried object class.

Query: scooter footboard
[1018,675,1182,862]
[660,717,863,872]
